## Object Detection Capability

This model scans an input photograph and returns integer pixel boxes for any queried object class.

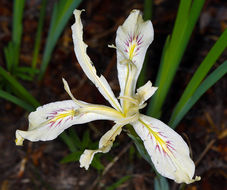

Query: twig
[103,142,132,176]
[89,142,132,190]
[195,139,216,166]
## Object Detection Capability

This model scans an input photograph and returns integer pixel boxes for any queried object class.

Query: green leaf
[170,60,227,128]
[147,0,205,118]
[82,129,90,149]
[14,67,39,81]
[154,175,169,190]
[4,42,14,72]
[68,128,82,147]
[14,72,34,81]
[32,0,47,69]
[105,175,131,190]
[60,132,78,152]
[0,89,34,111]
[60,151,82,163]
[12,0,25,68]
[0,66,40,108]
[39,0,82,80]
[15,67,39,75]
[170,29,227,127]
[143,0,152,20]
[91,156,105,171]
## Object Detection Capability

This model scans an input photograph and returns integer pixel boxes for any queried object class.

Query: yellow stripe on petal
[129,42,136,60]
[49,109,76,122]
[139,118,171,155]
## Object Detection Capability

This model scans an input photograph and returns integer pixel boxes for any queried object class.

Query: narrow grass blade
[143,0,152,21]
[147,0,205,118]
[106,175,131,190]
[60,132,78,152]
[91,156,105,171]
[170,60,227,128]
[170,29,227,127]
[38,0,82,80]
[4,42,14,72]
[0,66,40,108]
[154,174,169,190]
[68,128,82,147]
[12,0,25,68]
[15,67,39,75]
[0,90,34,111]
[60,151,82,163]
[32,0,47,69]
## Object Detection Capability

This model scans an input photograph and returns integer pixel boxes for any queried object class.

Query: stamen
[108,44,116,49]
[62,78,86,107]
[139,103,147,109]
[118,95,139,105]
[115,112,139,125]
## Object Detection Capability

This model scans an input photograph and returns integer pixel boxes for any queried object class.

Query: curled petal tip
[184,176,201,184]
[79,149,97,170]
[15,130,24,146]
[73,9,84,16]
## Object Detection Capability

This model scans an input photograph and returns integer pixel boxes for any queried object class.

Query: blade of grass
[0,89,34,111]
[147,0,205,118]
[4,42,14,72]
[12,0,25,69]
[38,0,82,80]
[0,66,40,107]
[60,132,77,152]
[154,174,169,190]
[143,0,152,21]
[60,151,82,163]
[32,0,47,69]
[170,60,227,128]
[169,29,227,127]
[105,175,131,190]
[68,128,82,147]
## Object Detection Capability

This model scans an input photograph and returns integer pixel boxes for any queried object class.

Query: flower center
[118,95,145,124]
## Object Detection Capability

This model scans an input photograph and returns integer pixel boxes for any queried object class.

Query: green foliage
[154,174,169,190]
[60,128,105,171]
[105,175,131,190]
[32,0,47,69]
[0,90,34,111]
[147,0,206,118]
[0,66,40,109]
[1,0,82,111]
[170,60,227,128]
[38,0,82,80]
[169,31,227,128]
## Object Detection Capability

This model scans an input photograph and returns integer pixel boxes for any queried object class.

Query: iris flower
[15,9,200,184]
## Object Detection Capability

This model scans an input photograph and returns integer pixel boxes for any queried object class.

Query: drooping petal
[80,124,123,169]
[132,114,200,184]
[72,9,122,112]
[116,10,154,97]
[15,100,119,145]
